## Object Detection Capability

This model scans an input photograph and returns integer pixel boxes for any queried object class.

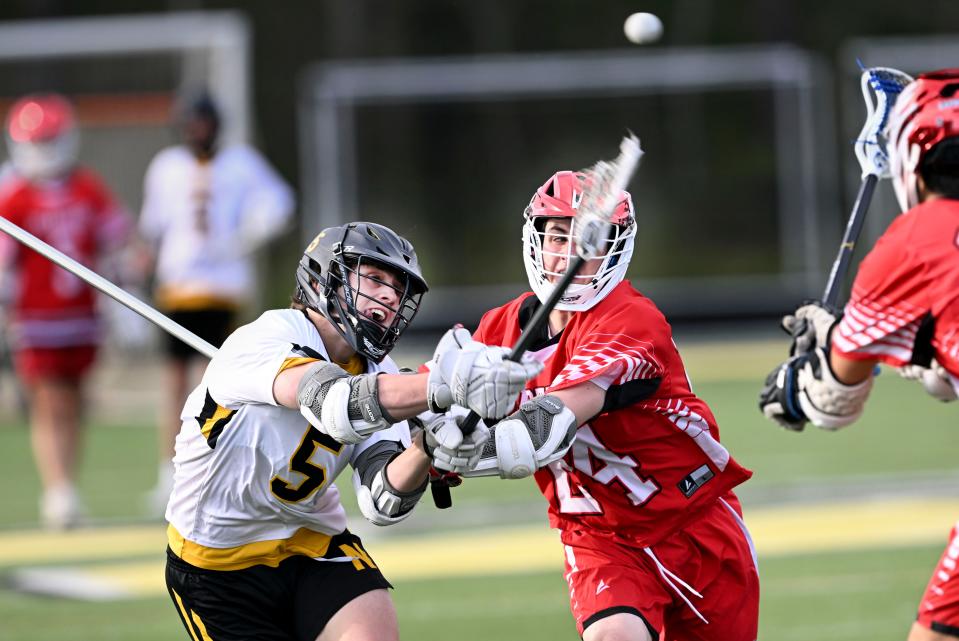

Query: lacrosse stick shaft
[432,136,641,509]
[433,255,592,510]
[821,173,878,309]
[0,216,218,359]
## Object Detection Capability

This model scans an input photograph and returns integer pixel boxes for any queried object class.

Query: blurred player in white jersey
[427,172,759,641]
[139,92,296,513]
[759,69,959,641]
[0,93,134,529]
[165,221,541,641]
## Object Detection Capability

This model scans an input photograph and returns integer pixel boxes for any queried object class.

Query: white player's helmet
[522,170,636,312]
[5,93,79,181]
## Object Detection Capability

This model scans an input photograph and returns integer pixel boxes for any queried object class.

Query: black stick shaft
[822,173,878,309]
[459,254,586,436]
[431,255,587,510]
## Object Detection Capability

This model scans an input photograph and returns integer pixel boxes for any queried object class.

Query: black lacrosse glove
[758,354,809,432]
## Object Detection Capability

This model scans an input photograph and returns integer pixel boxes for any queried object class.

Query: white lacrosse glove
[466,395,578,479]
[426,326,544,419]
[899,362,958,402]
[422,412,491,475]
[782,302,839,356]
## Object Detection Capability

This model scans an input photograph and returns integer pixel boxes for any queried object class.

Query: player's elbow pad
[797,348,874,430]
[352,453,427,526]
[296,361,394,444]
[466,395,578,479]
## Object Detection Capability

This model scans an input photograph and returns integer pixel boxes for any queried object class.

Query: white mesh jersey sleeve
[205,309,328,409]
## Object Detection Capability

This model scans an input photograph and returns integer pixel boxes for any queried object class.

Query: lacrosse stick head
[853,67,914,183]
[294,222,428,362]
[886,68,959,212]
[5,93,79,181]
[522,136,643,312]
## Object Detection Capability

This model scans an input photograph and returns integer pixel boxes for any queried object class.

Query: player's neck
[307,309,357,363]
[549,309,574,336]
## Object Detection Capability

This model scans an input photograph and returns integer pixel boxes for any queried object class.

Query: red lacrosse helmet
[886,69,959,211]
[522,170,636,311]
[4,93,79,180]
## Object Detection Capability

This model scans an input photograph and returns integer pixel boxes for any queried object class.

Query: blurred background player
[165,221,536,641]
[429,171,759,641]
[0,93,134,529]
[758,69,959,641]
[138,91,296,515]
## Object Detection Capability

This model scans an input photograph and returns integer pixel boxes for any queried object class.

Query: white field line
[2,495,958,599]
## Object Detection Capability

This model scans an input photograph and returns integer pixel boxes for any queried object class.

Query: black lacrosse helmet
[176,90,221,156]
[294,222,428,363]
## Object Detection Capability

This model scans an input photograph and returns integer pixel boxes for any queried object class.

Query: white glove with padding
[899,362,958,402]
[423,412,491,475]
[782,302,839,356]
[426,326,544,419]
[796,347,874,430]
[466,395,578,479]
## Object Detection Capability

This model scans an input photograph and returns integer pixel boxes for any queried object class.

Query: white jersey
[139,145,295,309]
[166,308,411,570]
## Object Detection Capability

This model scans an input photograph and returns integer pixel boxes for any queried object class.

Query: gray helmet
[294,222,428,362]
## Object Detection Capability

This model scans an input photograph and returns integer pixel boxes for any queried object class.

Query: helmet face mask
[522,170,636,311]
[886,69,959,212]
[5,94,79,180]
[295,223,427,362]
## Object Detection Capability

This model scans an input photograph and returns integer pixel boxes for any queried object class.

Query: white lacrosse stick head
[522,136,643,312]
[886,68,959,213]
[853,66,914,181]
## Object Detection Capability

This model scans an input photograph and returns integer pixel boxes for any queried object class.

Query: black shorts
[164,309,235,360]
[165,531,392,641]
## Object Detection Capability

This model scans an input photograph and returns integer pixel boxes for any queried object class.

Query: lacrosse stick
[431,134,644,509]
[0,216,217,358]
[821,65,913,308]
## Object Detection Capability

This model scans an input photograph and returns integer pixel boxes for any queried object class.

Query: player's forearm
[828,346,877,385]
[376,372,430,420]
[385,431,431,492]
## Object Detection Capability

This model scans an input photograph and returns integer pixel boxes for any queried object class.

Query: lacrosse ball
[624,12,663,45]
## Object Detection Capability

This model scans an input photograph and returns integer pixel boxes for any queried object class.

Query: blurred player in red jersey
[427,171,759,641]
[759,69,959,641]
[0,94,133,529]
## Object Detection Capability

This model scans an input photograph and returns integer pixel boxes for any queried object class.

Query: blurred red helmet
[4,93,79,180]
[525,170,634,226]
[522,170,636,312]
[886,69,959,211]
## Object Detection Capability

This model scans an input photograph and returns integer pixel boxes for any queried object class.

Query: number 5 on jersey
[271,426,344,503]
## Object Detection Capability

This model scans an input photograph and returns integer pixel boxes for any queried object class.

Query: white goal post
[0,11,252,145]
[298,45,838,324]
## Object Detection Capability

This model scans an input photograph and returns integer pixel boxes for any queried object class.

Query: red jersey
[473,281,752,548]
[0,168,130,348]
[833,198,959,374]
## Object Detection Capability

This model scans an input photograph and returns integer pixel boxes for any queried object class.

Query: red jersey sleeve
[832,212,933,367]
[0,176,28,269]
[548,296,665,397]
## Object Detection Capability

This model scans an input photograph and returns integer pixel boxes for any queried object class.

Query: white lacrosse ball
[624,12,663,45]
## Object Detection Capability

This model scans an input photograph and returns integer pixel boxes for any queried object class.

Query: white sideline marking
[2,496,958,600]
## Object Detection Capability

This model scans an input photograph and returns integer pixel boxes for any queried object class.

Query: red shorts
[561,497,759,641]
[14,345,97,383]
[916,521,959,636]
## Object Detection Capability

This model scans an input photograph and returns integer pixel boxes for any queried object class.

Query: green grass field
[0,337,955,640]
